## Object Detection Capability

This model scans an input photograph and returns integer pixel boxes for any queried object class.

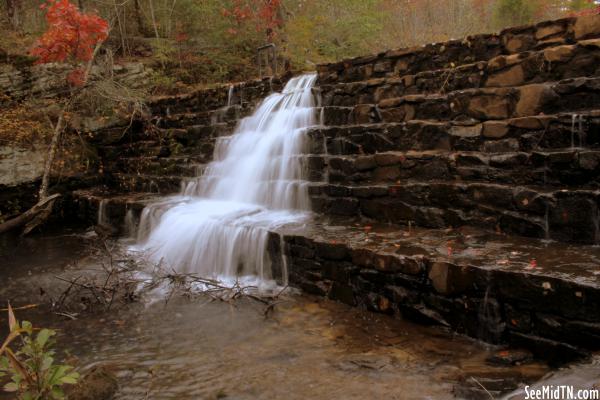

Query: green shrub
[0,305,79,400]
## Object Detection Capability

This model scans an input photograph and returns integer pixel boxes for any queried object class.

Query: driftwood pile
[51,237,288,319]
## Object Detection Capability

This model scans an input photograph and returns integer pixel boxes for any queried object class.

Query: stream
[0,230,574,400]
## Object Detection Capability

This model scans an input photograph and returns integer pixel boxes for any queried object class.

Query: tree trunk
[38,112,64,201]
[148,0,161,40]
[0,194,60,236]
[113,0,128,56]
[38,42,101,202]
[134,0,151,37]
[6,0,21,30]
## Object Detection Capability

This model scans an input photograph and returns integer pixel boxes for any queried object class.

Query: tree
[0,0,109,236]
[493,0,538,27]
[5,0,22,29]
[566,0,600,15]
[222,0,283,41]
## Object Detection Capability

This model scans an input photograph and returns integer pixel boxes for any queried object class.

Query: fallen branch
[50,239,292,318]
[0,194,61,236]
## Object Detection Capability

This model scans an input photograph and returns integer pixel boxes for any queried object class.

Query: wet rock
[322,261,359,282]
[354,155,377,171]
[291,275,332,297]
[365,292,393,314]
[328,197,359,215]
[454,375,519,400]
[384,285,420,304]
[68,364,119,400]
[329,281,355,305]
[486,348,534,366]
[507,331,586,365]
[533,313,600,349]
[401,303,450,327]
[289,244,315,259]
[315,241,350,261]
[335,353,395,372]
[351,186,388,198]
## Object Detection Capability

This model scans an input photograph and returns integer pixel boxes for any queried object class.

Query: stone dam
[12,13,600,363]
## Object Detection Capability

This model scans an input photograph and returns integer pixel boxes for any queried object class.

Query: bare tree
[5,0,22,29]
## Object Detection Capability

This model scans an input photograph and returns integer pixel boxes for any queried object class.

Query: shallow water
[0,232,560,399]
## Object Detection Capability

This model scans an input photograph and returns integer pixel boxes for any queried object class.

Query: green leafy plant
[0,304,79,400]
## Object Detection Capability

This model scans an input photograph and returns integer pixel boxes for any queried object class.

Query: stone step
[265,216,600,361]
[316,14,600,85]
[110,156,206,177]
[153,105,246,129]
[71,189,161,235]
[148,77,283,115]
[318,76,600,126]
[100,140,171,159]
[308,181,600,244]
[318,149,600,188]
[318,38,600,107]
[70,187,600,360]
[308,113,600,155]
[99,131,217,161]
[112,173,183,194]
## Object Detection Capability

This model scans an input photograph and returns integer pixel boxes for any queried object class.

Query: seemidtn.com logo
[525,386,600,400]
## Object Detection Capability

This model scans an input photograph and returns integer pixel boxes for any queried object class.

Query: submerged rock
[68,364,119,400]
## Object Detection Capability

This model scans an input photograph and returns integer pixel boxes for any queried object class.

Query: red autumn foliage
[66,68,85,86]
[30,0,109,65]
[222,0,282,40]
[570,0,600,17]
[175,31,189,43]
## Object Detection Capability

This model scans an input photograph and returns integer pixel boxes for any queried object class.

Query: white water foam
[132,74,317,288]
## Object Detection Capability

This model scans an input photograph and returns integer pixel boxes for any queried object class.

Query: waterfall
[133,74,317,287]
[97,199,109,226]
[227,84,234,107]
[571,114,585,149]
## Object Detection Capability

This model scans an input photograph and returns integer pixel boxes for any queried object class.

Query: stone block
[468,94,512,120]
[543,45,575,62]
[573,14,600,39]
[315,241,350,261]
[329,282,356,305]
[482,121,509,138]
[535,23,564,40]
[486,65,525,87]
[516,84,559,117]
[428,262,477,296]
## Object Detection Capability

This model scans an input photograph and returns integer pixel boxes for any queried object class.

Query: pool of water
[0,231,567,399]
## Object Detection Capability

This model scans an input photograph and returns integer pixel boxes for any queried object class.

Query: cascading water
[227,84,234,107]
[133,74,317,288]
